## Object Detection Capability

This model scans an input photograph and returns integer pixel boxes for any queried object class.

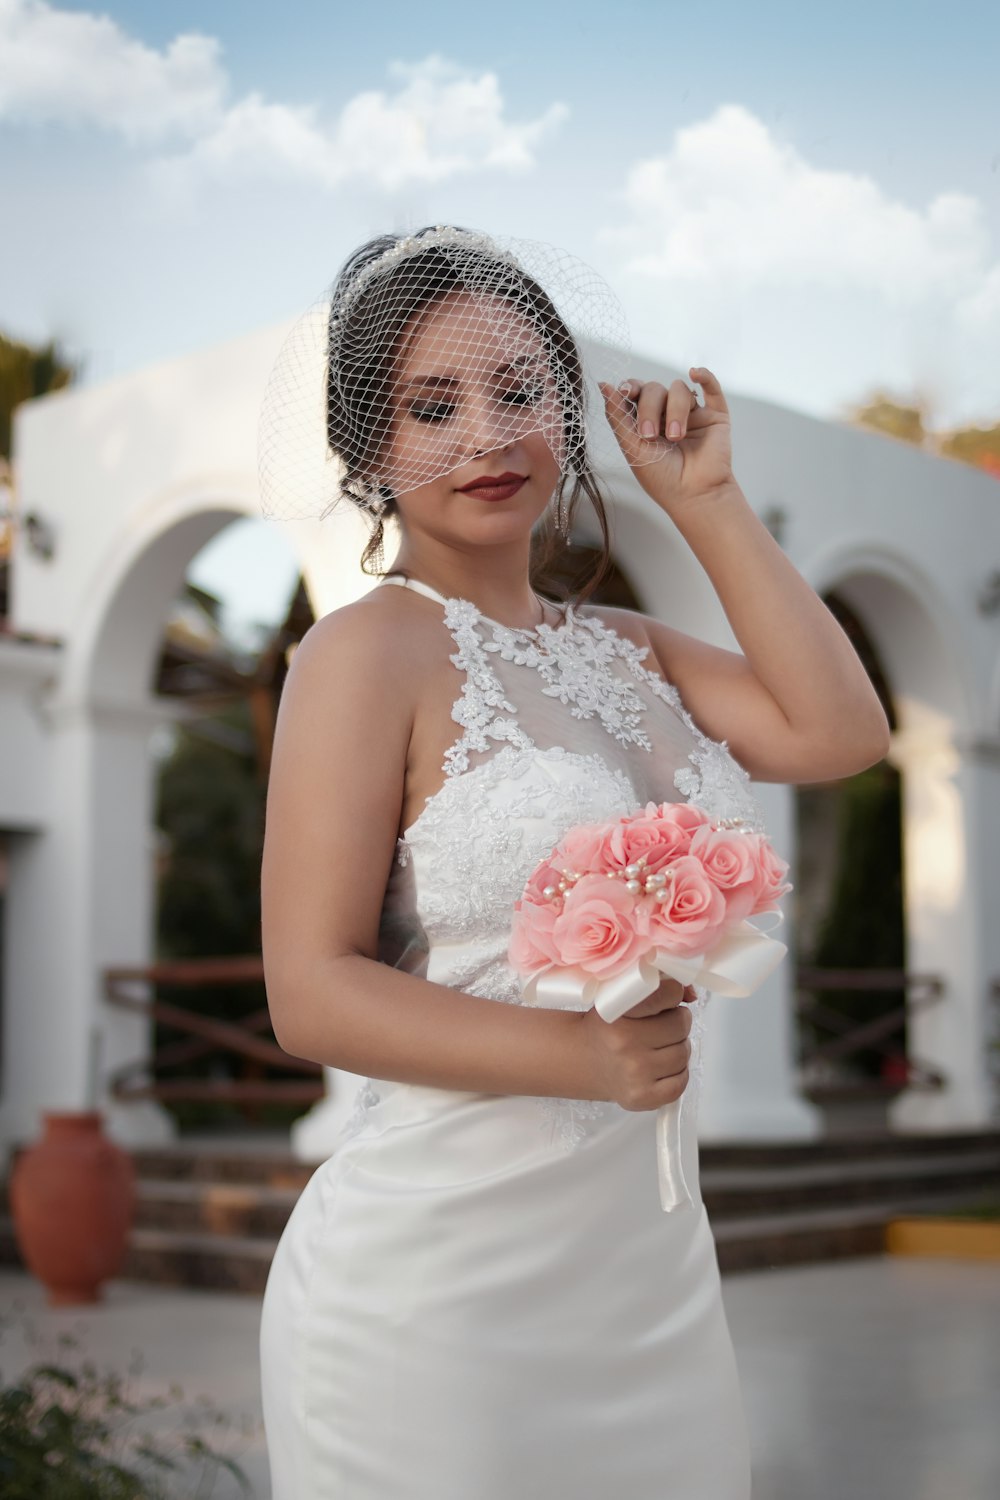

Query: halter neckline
[378,574,573,636]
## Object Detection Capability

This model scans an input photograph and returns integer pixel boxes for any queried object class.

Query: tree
[938,420,1000,478]
[843,385,1000,479]
[844,389,928,446]
[0,331,77,460]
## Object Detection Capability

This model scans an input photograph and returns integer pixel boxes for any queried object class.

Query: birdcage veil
[256,223,657,534]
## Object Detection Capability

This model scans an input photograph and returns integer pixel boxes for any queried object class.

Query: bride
[257,224,890,1498]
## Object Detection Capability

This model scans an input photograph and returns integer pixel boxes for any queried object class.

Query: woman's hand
[598,366,734,516]
[575,977,696,1112]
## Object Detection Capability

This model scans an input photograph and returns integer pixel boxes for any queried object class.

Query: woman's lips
[460,476,527,501]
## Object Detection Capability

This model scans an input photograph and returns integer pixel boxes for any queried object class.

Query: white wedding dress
[259,574,766,1498]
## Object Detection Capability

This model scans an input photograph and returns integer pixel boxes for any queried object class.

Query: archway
[0,493,321,1150]
[794,591,905,1131]
[801,551,986,1130]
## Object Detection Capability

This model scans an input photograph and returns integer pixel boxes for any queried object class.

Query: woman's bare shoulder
[292,583,444,685]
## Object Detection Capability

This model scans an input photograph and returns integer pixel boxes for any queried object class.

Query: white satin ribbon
[520,914,787,1212]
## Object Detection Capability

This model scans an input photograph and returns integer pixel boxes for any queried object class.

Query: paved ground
[1,1255,997,1498]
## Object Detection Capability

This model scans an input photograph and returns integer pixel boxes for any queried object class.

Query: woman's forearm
[269,952,601,1100]
[671,479,891,750]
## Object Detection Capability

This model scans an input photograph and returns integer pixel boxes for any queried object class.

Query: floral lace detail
[396,742,637,937]
[672,743,767,834]
[587,618,769,835]
[442,598,536,775]
[462,958,527,1007]
[482,613,656,751]
[539,1095,618,1151]
[338,1079,381,1145]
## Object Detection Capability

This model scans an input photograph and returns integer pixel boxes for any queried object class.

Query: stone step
[4,1146,991,1248]
[130,1179,304,1238]
[700,1128,1000,1169]
[5,1130,998,1292]
[700,1148,1000,1216]
[123,1226,277,1295]
[121,1127,1000,1185]
[4,1186,976,1293]
[710,1190,980,1273]
[126,1145,315,1190]
[0,1215,276,1296]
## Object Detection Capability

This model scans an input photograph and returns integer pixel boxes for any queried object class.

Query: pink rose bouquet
[509,799,792,1211]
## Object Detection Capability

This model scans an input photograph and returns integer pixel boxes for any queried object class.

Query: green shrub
[0,1305,256,1498]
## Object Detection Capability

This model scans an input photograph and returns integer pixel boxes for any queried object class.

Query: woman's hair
[324,224,614,606]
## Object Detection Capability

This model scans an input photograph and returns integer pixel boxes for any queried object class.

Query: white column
[696,781,823,1141]
[889,730,1000,1131]
[0,694,176,1155]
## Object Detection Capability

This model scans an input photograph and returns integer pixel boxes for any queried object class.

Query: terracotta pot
[9,1110,136,1306]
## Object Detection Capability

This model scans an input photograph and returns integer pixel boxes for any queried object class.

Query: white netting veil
[256,223,658,530]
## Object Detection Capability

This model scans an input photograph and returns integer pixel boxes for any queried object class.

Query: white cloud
[0,2,567,190]
[0,0,225,141]
[597,103,1000,428]
[158,55,568,192]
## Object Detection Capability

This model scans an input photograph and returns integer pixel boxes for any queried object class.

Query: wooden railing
[795,966,946,1098]
[103,955,953,1117]
[103,955,324,1108]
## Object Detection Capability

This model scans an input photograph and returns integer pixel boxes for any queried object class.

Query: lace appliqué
[539,1095,616,1151]
[482,613,657,751]
[442,598,535,774]
[338,1079,381,1144]
[579,615,769,835]
[396,741,637,934]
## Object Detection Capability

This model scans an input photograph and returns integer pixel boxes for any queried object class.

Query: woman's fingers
[608,375,703,443]
[688,366,729,418]
[666,379,701,440]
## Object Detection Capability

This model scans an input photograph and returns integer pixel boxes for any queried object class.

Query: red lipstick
[457,471,527,501]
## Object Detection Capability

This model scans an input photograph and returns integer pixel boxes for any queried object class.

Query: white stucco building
[1,315,998,1162]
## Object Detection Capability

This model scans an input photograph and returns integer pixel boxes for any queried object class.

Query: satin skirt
[259,1083,752,1499]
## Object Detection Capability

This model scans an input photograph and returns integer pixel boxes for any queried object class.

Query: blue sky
[2,0,998,633]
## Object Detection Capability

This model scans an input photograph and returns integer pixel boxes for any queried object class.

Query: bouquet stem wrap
[521,915,787,1211]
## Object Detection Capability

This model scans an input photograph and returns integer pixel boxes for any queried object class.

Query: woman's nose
[458,390,521,458]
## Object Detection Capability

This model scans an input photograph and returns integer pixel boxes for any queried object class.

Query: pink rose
[509,897,562,973]
[552,821,619,877]
[608,800,708,874]
[551,822,614,876]
[637,854,728,957]
[688,824,761,922]
[747,837,793,914]
[522,856,566,905]
[551,874,650,977]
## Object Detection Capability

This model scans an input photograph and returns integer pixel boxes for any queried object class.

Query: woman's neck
[386,549,553,631]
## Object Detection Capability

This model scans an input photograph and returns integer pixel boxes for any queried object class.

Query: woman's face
[375,290,566,546]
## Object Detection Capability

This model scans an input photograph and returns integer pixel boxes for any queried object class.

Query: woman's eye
[502,384,545,407]
[409,403,456,423]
